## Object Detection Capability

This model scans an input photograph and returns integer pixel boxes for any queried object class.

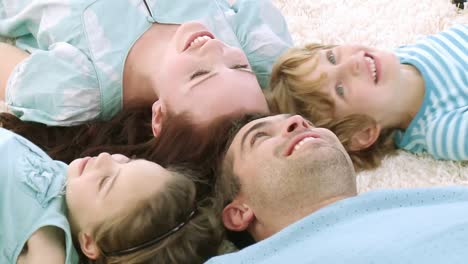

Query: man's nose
[282,115,312,136]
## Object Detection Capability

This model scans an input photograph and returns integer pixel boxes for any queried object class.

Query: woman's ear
[78,232,100,260]
[349,123,381,151]
[151,100,166,138]
[222,201,255,232]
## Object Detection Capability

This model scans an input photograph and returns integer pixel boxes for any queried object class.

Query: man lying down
[207,114,468,264]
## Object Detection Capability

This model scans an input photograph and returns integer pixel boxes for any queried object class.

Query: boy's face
[298,45,402,124]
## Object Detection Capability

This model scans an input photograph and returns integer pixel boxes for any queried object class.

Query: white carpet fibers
[272,0,468,192]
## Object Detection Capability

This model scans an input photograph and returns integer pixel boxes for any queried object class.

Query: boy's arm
[426,110,468,161]
[19,226,66,264]
[0,43,28,101]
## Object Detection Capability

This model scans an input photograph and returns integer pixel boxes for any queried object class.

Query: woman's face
[152,21,269,125]
[66,153,171,234]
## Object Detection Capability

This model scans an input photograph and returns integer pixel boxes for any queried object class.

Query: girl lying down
[0,128,222,264]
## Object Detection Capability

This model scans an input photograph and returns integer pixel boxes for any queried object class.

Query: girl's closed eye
[250,132,268,146]
[99,176,111,190]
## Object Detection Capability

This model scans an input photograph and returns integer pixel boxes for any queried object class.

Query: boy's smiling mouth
[364,53,379,83]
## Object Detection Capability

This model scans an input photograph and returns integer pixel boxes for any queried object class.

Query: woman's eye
[231,64,249,70]
[190,70,210,80]
[327,50,336,65]
[250,132,268,146]
[335,84,345,97]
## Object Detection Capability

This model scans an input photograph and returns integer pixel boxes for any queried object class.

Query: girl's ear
[349,123,381,151]
[222,201,255,232]
[78,232,100,260]
[151,100,166,138]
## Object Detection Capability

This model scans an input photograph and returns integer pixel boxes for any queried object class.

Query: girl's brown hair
[84,168,223,264]
[267,44,396,171]
[1,106,240,263]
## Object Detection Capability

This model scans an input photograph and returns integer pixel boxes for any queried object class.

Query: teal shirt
[0,128,79,263]
[206,187,468,264]
[0,0,293,125]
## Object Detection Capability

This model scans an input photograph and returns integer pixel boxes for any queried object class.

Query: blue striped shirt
[394,24,468,160]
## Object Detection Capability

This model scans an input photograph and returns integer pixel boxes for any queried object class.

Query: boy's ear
[151,100,166,138]
[349,123,381,151]
[222,201,255,232]
[78,232,100,260]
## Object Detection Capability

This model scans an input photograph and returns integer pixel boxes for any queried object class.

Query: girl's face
[298,45,402,123]
[66,153,171,235]
[153,21,269,124]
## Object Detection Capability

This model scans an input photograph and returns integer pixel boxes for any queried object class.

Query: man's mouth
[184,31,215,51]
[364,53,379,83]
[284,132,322,156]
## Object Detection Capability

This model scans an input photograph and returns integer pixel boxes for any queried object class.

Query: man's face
[225,114,356,216]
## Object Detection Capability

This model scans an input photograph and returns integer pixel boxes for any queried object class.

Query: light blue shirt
[206,187,468,264]
[394,24,468,160]
[0,128,78,263]
[0,0,293,125]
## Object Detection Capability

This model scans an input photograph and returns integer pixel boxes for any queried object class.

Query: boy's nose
[343,51,363,76]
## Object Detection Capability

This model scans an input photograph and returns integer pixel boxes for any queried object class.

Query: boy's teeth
[365,56,377,82]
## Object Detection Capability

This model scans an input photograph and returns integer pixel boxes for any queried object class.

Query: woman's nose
[199,39,225,56]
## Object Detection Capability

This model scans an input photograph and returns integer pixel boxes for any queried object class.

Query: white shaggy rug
[1,0,467,192]
[272,0,468,192]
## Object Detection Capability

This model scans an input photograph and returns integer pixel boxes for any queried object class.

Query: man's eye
[327,50,336,65]
[99,176,111,190]
[190,70,210,80]
[335,84,345,97]
[231,64,249,70]
[250,132,267,146]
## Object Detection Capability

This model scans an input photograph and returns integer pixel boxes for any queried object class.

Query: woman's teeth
[364,56,377,82]
[190,35,212,47]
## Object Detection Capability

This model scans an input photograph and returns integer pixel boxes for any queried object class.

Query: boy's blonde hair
[266,44,395,171]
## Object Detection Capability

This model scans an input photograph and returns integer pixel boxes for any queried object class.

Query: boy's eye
[190,70,210,80]
[335,84,345,97]
[327,50,336,65]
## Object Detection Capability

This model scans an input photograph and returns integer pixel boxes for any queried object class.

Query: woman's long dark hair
[0,106,234,196]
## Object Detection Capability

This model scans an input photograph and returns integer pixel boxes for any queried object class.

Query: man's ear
[222,202,255,232]
[349,123,381,151]
[78,232,100,260]
[151,100,166,138]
